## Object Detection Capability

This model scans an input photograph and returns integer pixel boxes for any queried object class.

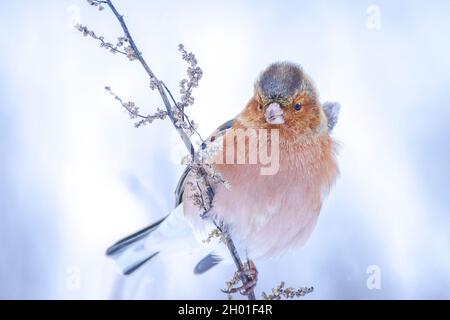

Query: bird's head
[240,62,325,136]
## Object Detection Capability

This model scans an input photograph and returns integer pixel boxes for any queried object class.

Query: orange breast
[184,130,338,257]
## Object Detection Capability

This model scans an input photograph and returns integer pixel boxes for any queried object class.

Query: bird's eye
[257,104,263,111]
[294,103,302,111]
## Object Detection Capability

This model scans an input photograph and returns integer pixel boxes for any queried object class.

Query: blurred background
[1,0,449,299]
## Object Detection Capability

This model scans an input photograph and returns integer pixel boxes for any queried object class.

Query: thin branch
[102,0,256,300]
[105,87,168,128]
[216,224,257,300]
[162,83,205,146]
[262,282,314,300]
[103,0,195,156]
[75,24,128,56]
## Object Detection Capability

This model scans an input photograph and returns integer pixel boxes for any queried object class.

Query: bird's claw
[222,260,258,296]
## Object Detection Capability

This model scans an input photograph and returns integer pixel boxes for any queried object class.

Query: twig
[217,224,257,300]
[162,82,205,146]
[74,23,129,56]
[262,282,314,300]
[105,87,168,128]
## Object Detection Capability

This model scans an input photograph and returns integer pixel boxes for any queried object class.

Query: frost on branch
[155,44,205,142]
[261,282,314,300]
[105,87,168,128]
[182,154,229,217]
[177,44,203,111]
[74,24,138,61]
[202,228,226,244]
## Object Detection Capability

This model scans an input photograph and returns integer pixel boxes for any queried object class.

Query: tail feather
[106,216,168,256]
[106,204,202,275]
[106,216,167,275]
[194,253,222,274]
[123,252,159,275]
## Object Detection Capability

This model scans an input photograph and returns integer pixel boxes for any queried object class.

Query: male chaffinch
[107,62,340,294]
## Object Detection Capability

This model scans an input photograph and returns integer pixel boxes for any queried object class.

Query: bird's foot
[222,260,258,296]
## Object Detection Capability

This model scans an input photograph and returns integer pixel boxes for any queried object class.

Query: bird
[106,61,340,295]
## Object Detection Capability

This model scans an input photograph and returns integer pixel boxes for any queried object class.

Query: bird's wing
[194,253,223,274]
[323,102,341,133]
[174,119,235,206]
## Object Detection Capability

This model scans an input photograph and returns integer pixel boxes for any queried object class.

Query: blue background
[0,0,449,299]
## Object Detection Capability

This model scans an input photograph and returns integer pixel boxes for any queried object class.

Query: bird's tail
[106,204,197,275]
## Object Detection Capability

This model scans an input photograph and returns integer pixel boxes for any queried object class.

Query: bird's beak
[265,102,284,124]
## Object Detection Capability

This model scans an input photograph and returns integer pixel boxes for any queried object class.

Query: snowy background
[1,0,450,299]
